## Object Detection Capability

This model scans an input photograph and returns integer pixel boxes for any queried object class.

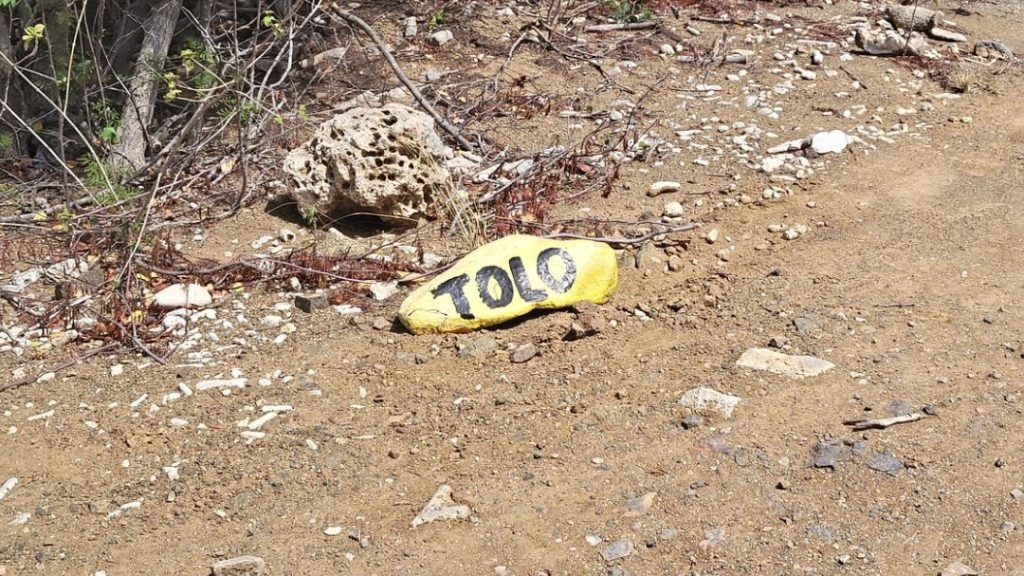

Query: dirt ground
[2,1,1024,575]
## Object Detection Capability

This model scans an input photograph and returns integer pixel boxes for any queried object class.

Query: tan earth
[2,2,1024,575]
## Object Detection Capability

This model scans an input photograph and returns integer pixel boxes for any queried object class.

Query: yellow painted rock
[399,235,618,334]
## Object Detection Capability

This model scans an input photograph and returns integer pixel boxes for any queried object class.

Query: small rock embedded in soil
[648,181,682,197]
[940,561,979,576]
[411,484,471,527]
[679,387,741,418]
[868,451,906,476]
[510,343,538,363]
[663,201,685,218]
[624,492,656,517]
[736,348,834,378]
[295,293,329,313]
[810,439,851,469]
[681,414,704,430]
[457,335,499,359]
[599,539,634,562]
[0,478,17,501]
[153,283,212,309]
[210,555,265,576]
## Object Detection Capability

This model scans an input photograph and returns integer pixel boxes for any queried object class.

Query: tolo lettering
[432,248,578,312]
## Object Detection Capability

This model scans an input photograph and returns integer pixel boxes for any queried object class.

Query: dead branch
[546,222,700,244]
[0,343,117,394]
[844,412,928,430]
[329,6,478,153]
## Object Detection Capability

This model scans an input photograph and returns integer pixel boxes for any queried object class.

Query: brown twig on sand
[546,222,700,244]
[0,343,117,394]
[839,65,869,90]
[843,412,928,430]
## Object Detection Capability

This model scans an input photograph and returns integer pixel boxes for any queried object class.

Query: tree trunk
[110,0,183,172]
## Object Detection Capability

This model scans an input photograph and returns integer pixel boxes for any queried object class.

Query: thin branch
[329,6,478,153]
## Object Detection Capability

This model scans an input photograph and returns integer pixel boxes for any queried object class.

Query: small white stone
[706,229,720,244]
[153,284,212,309]
[809,130,850,155]
[429,30,454,46]
[663,201,685,218]
[324,526,343,536]
[679,387,741,418]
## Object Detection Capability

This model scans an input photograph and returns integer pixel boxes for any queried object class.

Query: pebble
[510,343,538,363]
[211,555,266,576]
[624,492,656,516]
[295,293,329,313]
[940,562,979,576]
[458,335,498,359]
[429,30,454,46]
[404,16,418,37]
[705,229,719,244]
[369,281,399,301]
[678,387,741,418]
[810,439,851,469]
[324,526,343,536]
[648,181,682,197]
[585,534,603,546]
[411,485,471,527]
[109,364,124,377]
[782,225,808,240]
[663,201,685,218]
[0,478,17,501]
[153,284,212,309]
[868,451,905,475]
[736,348,834,378]
[809,130,850,155]
[681,414,704,430]
[599,539,634,562]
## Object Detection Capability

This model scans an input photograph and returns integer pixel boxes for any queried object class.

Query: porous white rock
[283,104,451,223]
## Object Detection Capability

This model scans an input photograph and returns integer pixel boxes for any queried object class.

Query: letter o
[536,248,577,294]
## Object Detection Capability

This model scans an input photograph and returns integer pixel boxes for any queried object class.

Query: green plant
[90,101,120,144]
[81,156,139,205]
[427,9,446,30]
[178,38,219,92]
[22,23,45,49]
[604,0,651,23]
[0,0,19,7]
[54,206,73,232]
[216,94,259,125]
[300,205,319,226]
[262,11,284,37]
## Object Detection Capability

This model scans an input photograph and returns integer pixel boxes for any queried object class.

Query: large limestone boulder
[283,104,451,223]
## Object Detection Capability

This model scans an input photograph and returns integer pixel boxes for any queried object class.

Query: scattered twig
[0,343,117,394]
[843,411,928,430]
[546,222,700,244]
[839,65,869,90]
[329,6,478,153]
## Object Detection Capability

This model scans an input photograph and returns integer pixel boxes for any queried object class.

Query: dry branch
[329,6,478,153]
